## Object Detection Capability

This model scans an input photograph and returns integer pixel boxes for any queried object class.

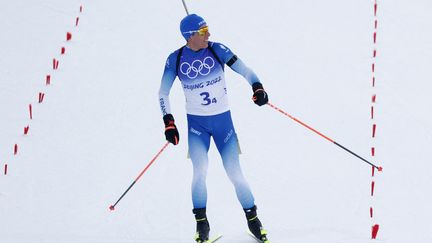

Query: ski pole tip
[377,166,383,172]
[109,205,115,211]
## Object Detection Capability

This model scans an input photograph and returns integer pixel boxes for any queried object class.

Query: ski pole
[267,102,382,171]
[109,142,170,211]
[181,0,189,15]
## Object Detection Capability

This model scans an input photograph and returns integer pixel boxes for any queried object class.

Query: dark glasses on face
[196,26,209,36]
[182,26,209,37]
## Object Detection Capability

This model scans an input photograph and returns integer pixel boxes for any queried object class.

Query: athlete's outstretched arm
[209,42,261,86]
[228,57,261,86]
[211,42,268,105]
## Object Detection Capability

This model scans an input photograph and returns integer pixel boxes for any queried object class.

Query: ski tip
[199,234,222,243]
[247,230,269,243]
[209,234,223,243]
[109,205,115,211]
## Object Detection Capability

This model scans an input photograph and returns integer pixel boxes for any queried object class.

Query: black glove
[252,82,268,106]
[163,114,179,145]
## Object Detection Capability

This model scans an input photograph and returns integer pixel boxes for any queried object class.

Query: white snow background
[1,0,432,242]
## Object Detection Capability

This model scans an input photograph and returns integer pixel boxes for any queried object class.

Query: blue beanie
[180,14,207,40]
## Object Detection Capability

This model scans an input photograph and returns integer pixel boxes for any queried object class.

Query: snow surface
[1,0,432,242]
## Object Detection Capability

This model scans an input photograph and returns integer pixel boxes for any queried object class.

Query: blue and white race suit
[158,41,261,209]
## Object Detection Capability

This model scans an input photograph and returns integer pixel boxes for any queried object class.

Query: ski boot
[244,205,269,242]
[193,208,210,243]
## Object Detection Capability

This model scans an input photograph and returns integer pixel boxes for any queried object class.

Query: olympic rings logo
[180,57,215,79]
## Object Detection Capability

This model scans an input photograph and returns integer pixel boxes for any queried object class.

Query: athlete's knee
[226,169,248,188]
[192,165,208,183]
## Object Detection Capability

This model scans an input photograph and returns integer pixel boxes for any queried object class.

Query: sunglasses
[183,26,209,36]
[196,26,209,36]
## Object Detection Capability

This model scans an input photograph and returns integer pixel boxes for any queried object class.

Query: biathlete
[158,13,269,243]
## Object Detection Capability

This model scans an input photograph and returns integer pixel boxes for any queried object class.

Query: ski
[247,230,270,243]
[195,234,223,243]
[208,234,223,243]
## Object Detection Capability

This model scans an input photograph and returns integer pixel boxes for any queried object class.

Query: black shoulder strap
[207,43,224,71]
[176,45,185,76]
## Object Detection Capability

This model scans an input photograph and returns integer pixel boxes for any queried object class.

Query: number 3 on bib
[200,92,217,105]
